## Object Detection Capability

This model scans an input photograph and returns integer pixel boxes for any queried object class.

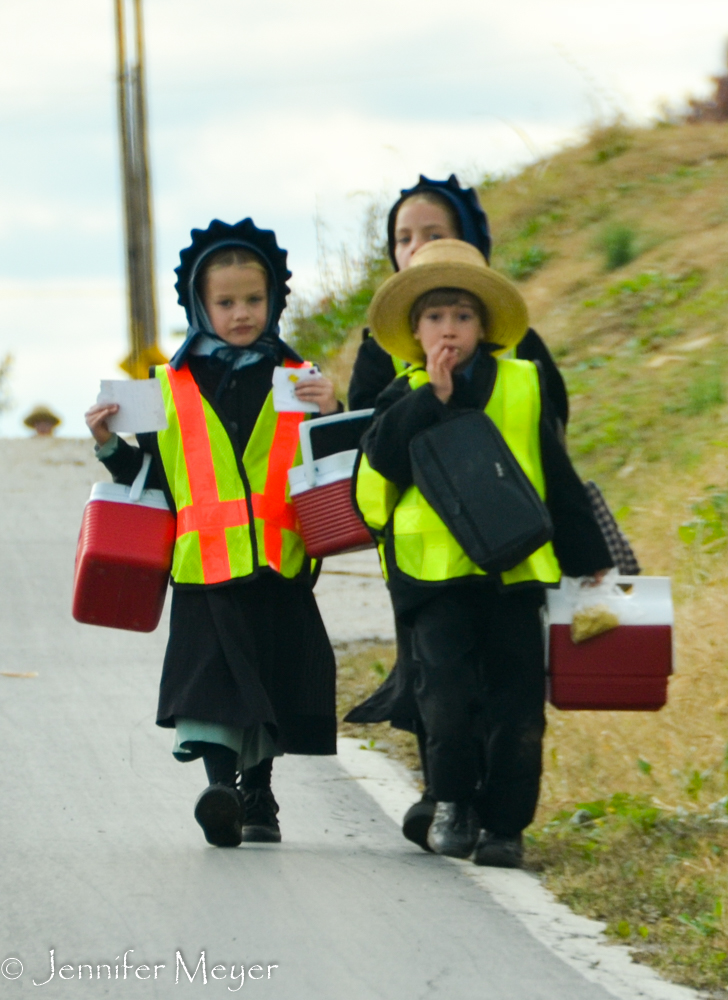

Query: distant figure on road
[85,218,340,848]
[24,405,61,436]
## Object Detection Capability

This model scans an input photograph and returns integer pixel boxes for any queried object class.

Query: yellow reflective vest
[155,362,308,586]
[355,359,561,587]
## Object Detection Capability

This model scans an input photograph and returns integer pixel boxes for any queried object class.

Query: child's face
[394,198,459,270]
[414,298,484,368]
[203,265,268,346]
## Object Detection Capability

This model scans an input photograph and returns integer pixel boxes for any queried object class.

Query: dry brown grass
[322,329,365,403]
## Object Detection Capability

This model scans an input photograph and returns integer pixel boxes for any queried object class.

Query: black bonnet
[174,218,292,331]
[387,174,491,270]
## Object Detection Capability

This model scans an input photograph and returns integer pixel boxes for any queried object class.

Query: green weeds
[687,370,726,415]
[590,125,633,164]
[679,487,728,550]
[288,286,378,364]
[599,223,639,270]
[370,660,388,679]
[528,796,728,993]
[506,245,551,280]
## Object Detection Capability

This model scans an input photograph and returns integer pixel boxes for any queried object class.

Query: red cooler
[288,410,375,559]
[73,455,176,632]
[546,576,673,710]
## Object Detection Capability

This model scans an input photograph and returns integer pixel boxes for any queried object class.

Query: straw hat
[368,239,529,365]
[23,405,61,431]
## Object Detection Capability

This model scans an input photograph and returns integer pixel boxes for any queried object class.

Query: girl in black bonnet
[348,174,569,435]
[346,176,570,854]
[86,218,339,848]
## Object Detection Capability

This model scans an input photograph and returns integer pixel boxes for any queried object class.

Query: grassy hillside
[298,119,728,992]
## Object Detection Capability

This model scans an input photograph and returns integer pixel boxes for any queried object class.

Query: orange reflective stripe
[251,493,297,530]
[164,359,308,582]
[166,365,244,582]
[254,358,306,570]
[177,499,249,536]
[262,410,301,569]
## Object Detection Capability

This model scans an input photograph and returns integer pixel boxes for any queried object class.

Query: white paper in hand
[97,379,168,433]
[272,365,322,413]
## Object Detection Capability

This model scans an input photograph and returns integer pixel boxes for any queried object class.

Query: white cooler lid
[88,481,171,511]
[546,576,673,626]
[288,449,358,496]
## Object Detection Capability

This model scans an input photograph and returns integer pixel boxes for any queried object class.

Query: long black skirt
[156,572,337,756]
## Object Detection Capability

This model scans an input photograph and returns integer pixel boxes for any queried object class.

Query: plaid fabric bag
[583,480,641,576]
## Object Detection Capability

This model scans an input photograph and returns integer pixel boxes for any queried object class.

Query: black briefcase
[409,410,553,573]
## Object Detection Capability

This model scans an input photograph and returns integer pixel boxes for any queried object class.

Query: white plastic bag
[562,569,644,644]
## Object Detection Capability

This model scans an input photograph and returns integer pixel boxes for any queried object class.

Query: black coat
[98,355,337,755]
[359,347,612,619]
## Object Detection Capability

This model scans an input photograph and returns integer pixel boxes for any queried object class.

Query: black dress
[99,354,337,756]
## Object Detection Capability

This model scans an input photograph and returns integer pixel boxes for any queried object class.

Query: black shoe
[472,830,523,868]
[241,788,281,843]
[194,784,243,847]
[402,793,435,852]
[426,801,479,859]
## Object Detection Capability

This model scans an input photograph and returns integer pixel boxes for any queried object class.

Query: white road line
[337,737,702,1000]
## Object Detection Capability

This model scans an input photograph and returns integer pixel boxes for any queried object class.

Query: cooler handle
[129,453,153,502]
[299,409,375,489]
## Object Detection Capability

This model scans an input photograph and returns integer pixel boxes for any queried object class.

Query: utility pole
[114,0,167,379]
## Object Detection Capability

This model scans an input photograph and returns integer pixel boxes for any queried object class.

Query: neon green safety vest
[355,359,561,587]
[155,362,308,586]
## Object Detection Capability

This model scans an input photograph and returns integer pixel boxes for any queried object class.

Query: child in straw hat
[349,174,569,436]
[346,174,571,856]
[353,239,612,866]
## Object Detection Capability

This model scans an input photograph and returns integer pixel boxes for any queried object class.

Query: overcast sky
[1,0,726,435]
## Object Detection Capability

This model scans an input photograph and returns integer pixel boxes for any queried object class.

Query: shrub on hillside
[589,123,633,163]
[286,204,390,365]
[506,245,551,281]
[599,224,638,270]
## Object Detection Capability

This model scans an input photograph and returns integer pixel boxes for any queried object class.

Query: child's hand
[293,375,338,415]
[426,341,460,403]
[85,402,119,446]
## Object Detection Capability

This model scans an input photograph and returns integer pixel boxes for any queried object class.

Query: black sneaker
[194,784,244,847]
[472,830,523,868]
[241,788,281,843]
[426,801,479,858]
[402,793,436,852]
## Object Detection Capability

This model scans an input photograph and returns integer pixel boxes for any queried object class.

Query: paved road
[0,439,620,999]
